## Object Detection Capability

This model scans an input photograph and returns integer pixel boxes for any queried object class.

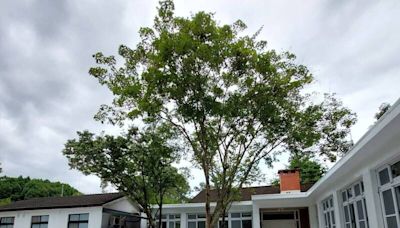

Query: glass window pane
[359,221,366,228]
[356,200,364,220]
[188,222,196,228]
[242,212,252,218]
[331,211,335,224]
[354,184,361,196]
[41,216,49,222]
[169,215,175,220]
[387,216,398,228]
[40,224,48,228]
[78,223,88,228]
[231,220,241,228]
[379,168,391,186]
[197,214,206,219]
[176,222,181,228]
[170,222,175,228]
[242,220,252,228]
[69,215,80,221]
[344,205,350,222]
[342,191,348,202]
[188,215,196,220]
[79,214,89,221]
[391,161,400,179]
[68,224,79,228]
[383,189,396,215]
[32,216,41,223]
[198,221,205,228]
[175,214,181,219]
[347,188,353,199]
[32,225,40,228]
[231,213,241,218]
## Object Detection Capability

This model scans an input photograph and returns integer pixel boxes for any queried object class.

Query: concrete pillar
[180,212,187,228]
[252,204,261,228]
[308,204,319,228]
[332,191,343,228]
[362,169,384,228]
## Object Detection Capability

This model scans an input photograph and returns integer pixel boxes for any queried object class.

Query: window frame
[0,217,14,228]
[341,181,369,228]
[378,163,400,228]
[31,215,49,228]
[157,214,181,228]
[321,196,336,228]
[67,213,89,228]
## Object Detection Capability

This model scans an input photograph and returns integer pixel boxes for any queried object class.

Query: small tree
[375,103,391,120]
[288,155,327,184]
[63,126,189,228]
[88,1,356,227]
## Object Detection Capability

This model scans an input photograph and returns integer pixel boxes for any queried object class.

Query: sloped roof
[0,192,124,212]
[190,184,314,203]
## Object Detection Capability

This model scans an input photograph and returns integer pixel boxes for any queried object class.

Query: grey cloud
[0,0,399,193]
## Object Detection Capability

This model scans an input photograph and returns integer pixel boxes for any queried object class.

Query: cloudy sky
[0,0,399,194]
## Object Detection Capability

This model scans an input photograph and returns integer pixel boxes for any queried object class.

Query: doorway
[262,210,300,228]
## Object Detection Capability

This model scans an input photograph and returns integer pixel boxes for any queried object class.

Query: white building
[2,99,400,228]
[158,98,400,228]
[0,193,142,228]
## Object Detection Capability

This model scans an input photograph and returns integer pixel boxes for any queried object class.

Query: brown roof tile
[0,193,124,212]
[189,183,314,203]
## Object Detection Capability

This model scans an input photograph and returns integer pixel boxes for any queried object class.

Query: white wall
[103,197,139,213]
[0,206,103,228]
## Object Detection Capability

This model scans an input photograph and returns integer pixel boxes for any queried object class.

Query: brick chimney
[278,169,301,194]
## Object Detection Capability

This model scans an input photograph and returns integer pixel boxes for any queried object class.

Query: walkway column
[363,169,384,228]
[308,204,319,228]
[252,203,261,228]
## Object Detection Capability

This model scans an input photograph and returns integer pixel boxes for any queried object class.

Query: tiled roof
[0,193,124,212]
[190,183,314,203]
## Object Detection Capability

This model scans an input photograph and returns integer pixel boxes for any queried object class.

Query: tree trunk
[205,167,212,228]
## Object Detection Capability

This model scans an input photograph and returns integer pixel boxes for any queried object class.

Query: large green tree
[63,126,190,228]
[0,176,80,203]
[88,1,356,227]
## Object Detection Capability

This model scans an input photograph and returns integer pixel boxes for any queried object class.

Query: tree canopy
[0,176,80,203]
[375,102,391,120]
[63,125,190,228]
[87,0,356,227]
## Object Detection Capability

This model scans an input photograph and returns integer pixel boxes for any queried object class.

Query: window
[157,214,181,228]
[341,181,369,228]
[0,217,14,228]
[378,162,400,228]
[31,215,49,228]
[230,212,252,228]
[187,214,205,228]
[263,211,300,227]
[68,213,89,228]
[322,196,336,228]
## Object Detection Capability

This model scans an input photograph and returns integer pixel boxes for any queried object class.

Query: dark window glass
[263,213,294,220]
[344,205,350,222]
[188,215,196,220]
[231,213,240,218]
[391,161,400,179]
[379,168,391,186]
[242,220,252,228]
[219,221,228,228]
[354,184,361,196]
[356,200,364,220]
[241,213,252,218]
[387,216,398,228]
[342,191,348,202]
[188,221,196,228]
[231,221,240,228]
[198,221,205,228]
[197,214,206,219]
[383,189,396,215]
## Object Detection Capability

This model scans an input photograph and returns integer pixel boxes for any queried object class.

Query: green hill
[0,176,81,205]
